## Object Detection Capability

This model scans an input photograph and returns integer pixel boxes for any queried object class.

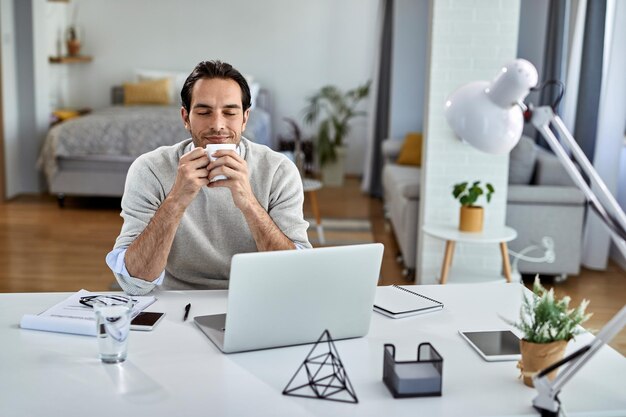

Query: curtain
[573,0,606,162]
[361,0,393,197]
[539,0,569,113]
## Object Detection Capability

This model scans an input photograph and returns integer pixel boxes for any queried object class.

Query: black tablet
[459,330,521,362]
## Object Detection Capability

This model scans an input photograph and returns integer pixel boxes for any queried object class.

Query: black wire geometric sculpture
[282,329,358,403]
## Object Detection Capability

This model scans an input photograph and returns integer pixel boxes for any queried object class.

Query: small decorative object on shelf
[65,4,83,56]
[506,276,591,387]
[66,25,82,56]
[383,343,443,398]
[283,329,358,403]
[452,180,494,232]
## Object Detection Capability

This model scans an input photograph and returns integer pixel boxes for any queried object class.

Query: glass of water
[93,295,132,364]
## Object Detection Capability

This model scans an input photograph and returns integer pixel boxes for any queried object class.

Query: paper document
[19,289,156,336]
[374,285,443,319]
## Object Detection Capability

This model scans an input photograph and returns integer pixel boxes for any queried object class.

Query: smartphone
[130,312,165,331]
[459,330,521,362]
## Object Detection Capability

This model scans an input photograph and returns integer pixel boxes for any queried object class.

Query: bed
[38,87,272,206]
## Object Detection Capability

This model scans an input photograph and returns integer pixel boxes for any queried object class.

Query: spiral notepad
[374,285,443,319]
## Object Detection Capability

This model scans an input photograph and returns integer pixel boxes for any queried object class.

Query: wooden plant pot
[459,205,483,232]
[519,339,568,387]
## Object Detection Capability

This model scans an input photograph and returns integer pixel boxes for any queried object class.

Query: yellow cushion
[123,78,171,105]
[396,132,423,166]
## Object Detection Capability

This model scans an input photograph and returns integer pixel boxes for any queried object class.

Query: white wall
[45,0,378,176]
[388,0,429,139]
[417,0,520,284]
[1,0,20,198]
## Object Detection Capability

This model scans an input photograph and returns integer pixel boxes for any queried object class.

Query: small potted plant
[451,180,494,232]
[509,277,591,387]
[66,5,82,57]
[302,81,370,186]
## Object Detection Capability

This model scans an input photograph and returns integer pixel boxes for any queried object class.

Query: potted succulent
[302,81,370,186]
[509,277,591,387]
[66,6,82,56]
[451,180,494,232]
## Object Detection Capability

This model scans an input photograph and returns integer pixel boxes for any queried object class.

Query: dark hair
[180,60,251,112]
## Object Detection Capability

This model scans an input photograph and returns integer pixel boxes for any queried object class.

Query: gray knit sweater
[112,137,311,294]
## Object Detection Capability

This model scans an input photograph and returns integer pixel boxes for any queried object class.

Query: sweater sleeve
[267,158,312,249]
[111,154,168,295]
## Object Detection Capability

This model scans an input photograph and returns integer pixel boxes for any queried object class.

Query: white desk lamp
[444,59,626,417]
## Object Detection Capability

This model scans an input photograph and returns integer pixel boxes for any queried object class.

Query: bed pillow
[123,78,171,105]
[396,132,423,167]
[136,69,188,104]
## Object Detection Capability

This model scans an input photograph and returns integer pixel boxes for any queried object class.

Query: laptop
[194,243,384,353]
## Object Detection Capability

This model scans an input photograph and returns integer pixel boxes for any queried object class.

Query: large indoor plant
[510,277,591,387]
[302,81,370,186]
[451,180,494,232]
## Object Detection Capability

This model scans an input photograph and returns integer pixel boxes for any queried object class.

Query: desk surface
[1,284,624,417]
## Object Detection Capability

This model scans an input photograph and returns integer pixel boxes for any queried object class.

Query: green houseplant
[302,81,370,185]
[451,180,494,232]
[510,277,591,387]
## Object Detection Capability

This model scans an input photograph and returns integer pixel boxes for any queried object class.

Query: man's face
[181,77,250,148]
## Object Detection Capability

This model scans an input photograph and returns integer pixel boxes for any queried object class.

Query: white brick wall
[416,0,521,284]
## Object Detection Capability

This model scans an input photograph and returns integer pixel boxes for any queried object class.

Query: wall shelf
[49,56,93,64]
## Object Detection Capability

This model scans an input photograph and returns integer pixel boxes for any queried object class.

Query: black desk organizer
[383,343,443,398]
[283,330,358,403]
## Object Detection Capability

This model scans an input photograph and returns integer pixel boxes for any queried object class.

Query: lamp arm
[530,106,626,259]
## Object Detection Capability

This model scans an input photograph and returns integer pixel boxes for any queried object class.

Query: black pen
[183,303,191,321]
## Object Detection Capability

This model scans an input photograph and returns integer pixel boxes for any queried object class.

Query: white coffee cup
[205,144,236,181]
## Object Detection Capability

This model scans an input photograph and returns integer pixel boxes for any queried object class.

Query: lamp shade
[444,59,539,154]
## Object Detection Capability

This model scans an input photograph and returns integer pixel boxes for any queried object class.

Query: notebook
[374,285,443,319]
[19,289,156,336]
[194,243,384,353]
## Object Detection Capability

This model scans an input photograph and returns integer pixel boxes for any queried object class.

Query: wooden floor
[0,178,624,354]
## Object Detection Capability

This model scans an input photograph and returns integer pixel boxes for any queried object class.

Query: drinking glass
[93,295,132,364]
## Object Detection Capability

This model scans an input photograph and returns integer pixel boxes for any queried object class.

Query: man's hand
[207,150,256,211]
[169,147,211,210]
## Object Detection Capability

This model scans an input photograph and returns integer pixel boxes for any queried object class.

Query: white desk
[1,284,624,417]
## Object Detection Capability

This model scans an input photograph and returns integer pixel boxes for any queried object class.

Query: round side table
[423,224,517,284]
[302,178,324,244]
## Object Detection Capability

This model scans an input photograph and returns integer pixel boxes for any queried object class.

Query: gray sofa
[382,136,586,278]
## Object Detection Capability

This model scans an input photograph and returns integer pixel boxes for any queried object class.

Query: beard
[189,127,241,149]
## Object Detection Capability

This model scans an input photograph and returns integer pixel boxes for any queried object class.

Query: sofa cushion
[396,132,423,167]
[508,135,538,185]
[534,148,576,186]
[383,164,420,199]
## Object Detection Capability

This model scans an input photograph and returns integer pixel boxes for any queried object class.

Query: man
[107,60,311,295]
